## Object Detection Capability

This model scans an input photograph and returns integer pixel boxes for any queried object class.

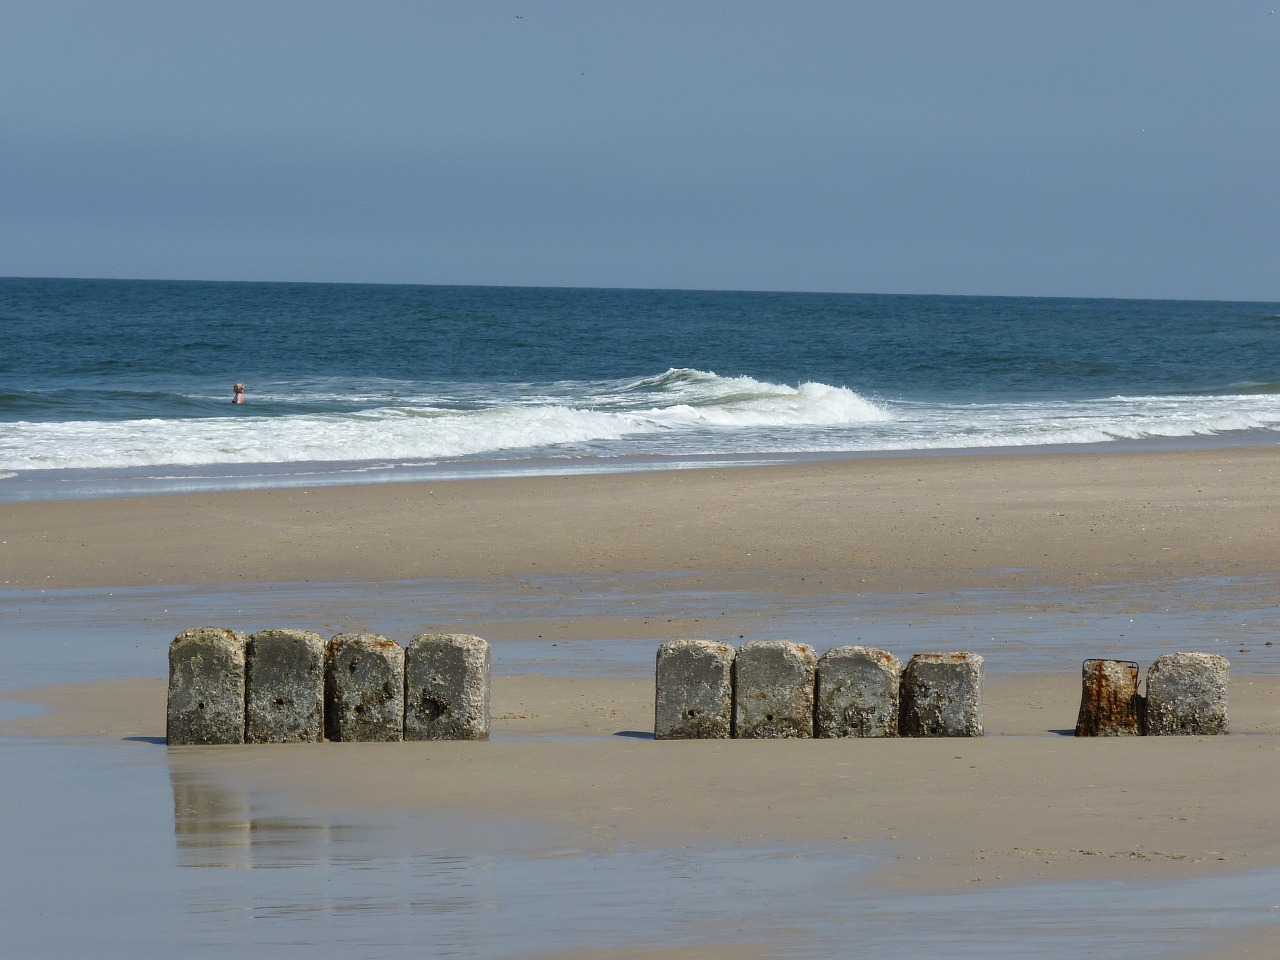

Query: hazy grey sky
[2,1,1277,299]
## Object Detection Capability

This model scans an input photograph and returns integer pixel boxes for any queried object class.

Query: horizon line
[2,274,1276,306]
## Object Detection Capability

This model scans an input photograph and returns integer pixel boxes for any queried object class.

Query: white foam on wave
[750,393,1280,454]
[0,370,894,470]
[2,374,1278,473]
[640,378,892,429]
[0,405,654,470]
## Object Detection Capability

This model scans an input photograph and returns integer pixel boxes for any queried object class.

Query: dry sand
[3,447,1280,956]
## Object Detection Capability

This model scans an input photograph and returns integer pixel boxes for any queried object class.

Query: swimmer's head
[233,382,244,392]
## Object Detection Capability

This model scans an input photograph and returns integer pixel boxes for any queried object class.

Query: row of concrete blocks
[1075,653,1230,737]
[167,627,490,745]
[654,640,984,739]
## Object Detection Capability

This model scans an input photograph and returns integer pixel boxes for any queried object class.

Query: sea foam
[0,370,894,470]
[1,369,1278,474]
[637,373,892,428]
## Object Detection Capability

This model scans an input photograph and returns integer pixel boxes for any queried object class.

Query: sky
[1,1,1278,300]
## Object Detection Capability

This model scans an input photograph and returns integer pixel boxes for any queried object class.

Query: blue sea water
[1,277,1278,499]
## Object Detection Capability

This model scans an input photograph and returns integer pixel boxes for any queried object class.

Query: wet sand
[6,669,1280,896]
[3,446,1280,956]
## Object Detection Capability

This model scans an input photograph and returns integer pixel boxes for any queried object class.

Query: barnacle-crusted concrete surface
[654,639,735,739]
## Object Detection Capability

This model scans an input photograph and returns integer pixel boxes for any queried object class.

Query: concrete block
[405,634,490,740]
[815,646,902,738]
[245,629,326,743]
[1145,653,1230,735]
[732,640,817,739]
[654,640,735,739]
[900,652,984,738]
[325,633,405,742]
[167,627,248,745]
[1075,659,1141,737]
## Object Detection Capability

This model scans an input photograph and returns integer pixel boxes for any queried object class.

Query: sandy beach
[3,446,1280,957]
[5,446,1278,594]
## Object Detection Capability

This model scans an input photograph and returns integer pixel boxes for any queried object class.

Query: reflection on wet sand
[164,763,1280,959]
[171,769,253,868]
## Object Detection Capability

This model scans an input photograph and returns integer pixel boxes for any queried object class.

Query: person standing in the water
[232,382,245,404]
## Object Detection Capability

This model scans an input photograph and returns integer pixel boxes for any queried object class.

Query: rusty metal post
[1074,659,1141,737]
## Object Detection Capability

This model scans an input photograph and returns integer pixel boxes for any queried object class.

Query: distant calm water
[1,277,1277,499]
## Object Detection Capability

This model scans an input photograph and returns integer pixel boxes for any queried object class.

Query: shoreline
[2,429,1276,504]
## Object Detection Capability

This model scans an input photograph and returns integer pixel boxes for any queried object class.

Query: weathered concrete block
[1075,659,1141,737]
[732,640,817,739]
[815,646,902,738]
[245,629,326,743]
[404,634,490,740]
[325,633,405,742]
[900,652,984,738]
[1145,653,1230,736]
[167,627,248,745]
[655,640,735,739]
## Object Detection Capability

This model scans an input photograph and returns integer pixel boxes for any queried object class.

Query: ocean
[2,277,1278,500]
